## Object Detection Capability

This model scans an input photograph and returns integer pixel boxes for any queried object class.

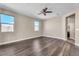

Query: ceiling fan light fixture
[38,7,52,16]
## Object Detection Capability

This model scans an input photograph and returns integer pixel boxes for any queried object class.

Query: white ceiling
[0,3,79,19]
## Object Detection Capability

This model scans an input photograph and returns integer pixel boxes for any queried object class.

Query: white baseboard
[0,36,41,46]
[1,35,77,47]
[44,36,79,47]
[75,43,79,47]
[43,35,65,40]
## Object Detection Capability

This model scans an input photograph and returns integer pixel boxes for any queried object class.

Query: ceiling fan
[38,7,52,16]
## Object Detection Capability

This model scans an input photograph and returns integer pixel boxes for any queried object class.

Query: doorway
[66,14,75,44]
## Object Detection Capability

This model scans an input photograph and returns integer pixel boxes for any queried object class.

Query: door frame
[65,13,75,41]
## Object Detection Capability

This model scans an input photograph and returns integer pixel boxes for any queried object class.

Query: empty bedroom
[0,3,79,56]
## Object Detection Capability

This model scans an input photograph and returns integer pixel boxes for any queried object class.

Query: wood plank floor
[0,37,79,56]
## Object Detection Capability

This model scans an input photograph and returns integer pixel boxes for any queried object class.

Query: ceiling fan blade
[43,7,48,12]
[46,11,52,13]
[38,13,42,15]
[43,13,46,16]
[45,7,48,11]
[38,11,43,15]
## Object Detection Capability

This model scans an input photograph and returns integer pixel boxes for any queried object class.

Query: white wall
[75,10,79,46]
[43,17,64,40]
[0,9,43,45]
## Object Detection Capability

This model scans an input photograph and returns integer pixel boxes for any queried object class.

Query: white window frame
[0,13,14,32]
[34,20,40,31]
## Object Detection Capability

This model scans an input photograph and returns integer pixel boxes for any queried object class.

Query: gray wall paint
[0,9,43,44]
[43,17,64,39]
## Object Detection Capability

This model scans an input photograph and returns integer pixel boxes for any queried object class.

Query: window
[34,20,40,31]
[0,14,14,32]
